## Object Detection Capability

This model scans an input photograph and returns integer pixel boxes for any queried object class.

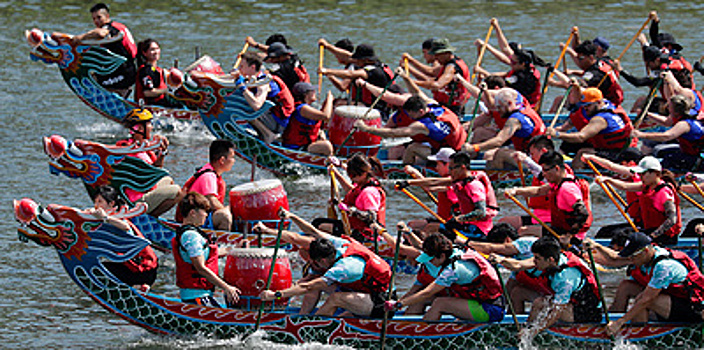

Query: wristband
[274,291,283,300]
[473,144,480,153]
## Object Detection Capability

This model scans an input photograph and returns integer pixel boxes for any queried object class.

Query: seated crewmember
[172,192,240,307]
[281,82,334,155]
[606,232,704,337]
[246,34,310,91]
[135,39,184,108]
[413,38,471,115]
[385,233,505,322]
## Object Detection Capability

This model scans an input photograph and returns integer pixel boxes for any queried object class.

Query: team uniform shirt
[452,178,495,233]
[555,181,583,213]
[188,163,222,203]
[321,236,366,285]
[632,246,689,289]
[178,229,213,301]
[512,236,539,261]
[435,256,481,288]
[413,248,463,286]
[354,186,383,212]
[647,180,676,214]
[550,254,587,305]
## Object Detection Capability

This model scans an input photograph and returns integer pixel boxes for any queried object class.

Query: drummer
[175,139,235,230]
[258,208,392,318]
[281,82,334,155]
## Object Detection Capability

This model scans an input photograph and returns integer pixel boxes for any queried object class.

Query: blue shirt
[178,229,213,301]
[645,246,689,290]
[512,237,538,261]
[550,254,585,305]
[414,248,463,286]
[435,252,481,288]
[321,236,367,286]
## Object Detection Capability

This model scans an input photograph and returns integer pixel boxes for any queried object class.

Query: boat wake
[127,330,355,349]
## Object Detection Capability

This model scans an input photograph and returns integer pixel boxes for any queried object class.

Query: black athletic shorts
[658,296,702,323]
[572,283,602,323]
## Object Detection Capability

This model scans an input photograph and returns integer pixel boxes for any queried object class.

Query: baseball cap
[427,147,456,162]
[581,88,603,103]
[593,37,610,51]
[629,156,662,174]
[266,42,293,60]
[292,82,316,96]
[618,231,652,257]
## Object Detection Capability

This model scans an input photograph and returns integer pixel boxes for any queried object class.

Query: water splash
[127,330,355,349]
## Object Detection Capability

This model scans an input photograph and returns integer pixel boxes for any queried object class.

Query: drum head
[230,179,282,195]
[228,247,288,258]
[334,105,381,120]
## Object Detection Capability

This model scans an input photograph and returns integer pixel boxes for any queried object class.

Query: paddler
[281,82,334,155]
[384,232,506,322]
[604,232,704,337]
[400,38,439,81]
[572,40,624,106]
[245,34,310,91]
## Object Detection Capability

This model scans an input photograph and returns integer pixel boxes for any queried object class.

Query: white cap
[630,156,662,174]
[427,147,455,162]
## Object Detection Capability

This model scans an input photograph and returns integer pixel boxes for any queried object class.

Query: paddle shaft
[470,25,494,84]
[233,42,249,71]
[517,160,526,187]
[549,85,573,129]
[328,167,338,219]
[586,245,614,340]
[409,172,438,204]
[398,187,467,241]
[506,192,559,238]
[329,167,352,235]
[465,88,485,134]
[596,16,652,89]
[634,78,663,129]
[536,31,575,113]
[679,190,704,213]
[690,178,704,269]
[251,217,285,337]
[690,179,704,199]
[494,263,520,329]
[404,57,409,76]
[335,74,399,156]
[595,178,639,232]
[586,160,627,208]
[318,45,324,93]
[380,228,404,349]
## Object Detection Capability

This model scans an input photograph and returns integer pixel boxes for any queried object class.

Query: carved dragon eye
[38,206,55,224]
[67,142,83,157]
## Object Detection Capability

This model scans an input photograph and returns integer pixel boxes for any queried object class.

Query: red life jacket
[171,225,219,291]
[515,268,553,295]
[436,190,459,221]
[282,102,322,147]
[450,172,498,233]
[268,75,296,123]
[596,61,624,106]
[490,94,532,129]
[506,65,542,107]
[341,178,387,240]
[446,249,503,301]
[135,64,167,104]
[668,55,695,90]
[546,251,601,303]
[415,260,452,297]
[528,173,551,211]
[335,236,391,293]
[411,105,467,151]
[625,173,643,226]
[433,57,470,108]
[629,248,704,305]
[105,21,137,59]
[350,63,395,106]
[121,220,159,273]
[549,177,593,235]
[500,106,546,152]
[174,166,226,222]
[639,181,682,239]
[569,102,635,150]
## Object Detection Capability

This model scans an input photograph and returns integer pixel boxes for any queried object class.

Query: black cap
[266,42,293,60]
[643,45,667,62]
[351,44,377,61]
[658,32,683,52]
[618,232,652,257]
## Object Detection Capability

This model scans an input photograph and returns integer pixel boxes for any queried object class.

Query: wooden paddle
[335,74,399,156]
[596,14,652,89]
[328,166,352,235]
[318,44,324,93]
[585,242,614,341]
[408,171,438,205]
[396,185,468,241]
[594,177,639,232]
[586,160,627,208]
[379,227,404,350]
[404,57,409,76]
[633,78,663,129]
[465,87,485,135]
[549,85,573,129]
[246,216,285,341]
[505,192,559,238]
[679,189,704,213]
[493,262,520,330]
[470,22,494,84]
[535,29,575,113]
[233,42,249,71]
[689,178,704,199]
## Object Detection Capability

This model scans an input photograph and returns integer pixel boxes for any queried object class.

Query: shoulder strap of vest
[176,224,213,252]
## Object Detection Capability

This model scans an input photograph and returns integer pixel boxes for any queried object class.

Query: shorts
[658,296,702,323]
[258,111,286,134]
[103,261,158,286]
[183,295,221,308]
[467,297,506,322]
[571,284,602,323]
[137,176,180,214]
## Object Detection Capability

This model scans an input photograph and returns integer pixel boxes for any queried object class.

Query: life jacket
[628,248,704,306]
[445,249,503,301]
[416,259,452,297]
[174,165,226,222]
[135,64,167,105]
[390,108,415,128]
[341,178,387,240]
[434,57,470,108]
[436,190,459,221]
[335,236,391,293]
[501,105,546,152]
[120,220,158,273]
[451,172,499,230]
[349,62,394,107]
[569,101,635,150]
[103,21,137,59]
[171,225,219,291]
[266,75,296,125]
[625,173,643,226]
[639,181,682,239]
[688,89,704,119]
[282,102,322,147]
[528,165,574,213]
[269,54,310,91]
[506,64,542,107]
[545,251,601,303]
[667,54,695,90]
[595,61,624,106]
[549,177,593,236]
[490,94,531,129]
[515,268,553,295]
[678,119,704,156]
[411,104,467,151]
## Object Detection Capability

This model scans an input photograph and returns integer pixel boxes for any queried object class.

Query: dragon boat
[13,197,704,349]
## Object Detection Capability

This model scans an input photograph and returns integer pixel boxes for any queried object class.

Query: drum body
[184,55,224,75]
[329,105,382,157]
[224,248,292,309]
[230,179,289,231]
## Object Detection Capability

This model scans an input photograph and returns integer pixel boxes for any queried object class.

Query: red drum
[230,179,289,231]
[184,55,224,75]
[329,105,382,157]
[224,248,292,310]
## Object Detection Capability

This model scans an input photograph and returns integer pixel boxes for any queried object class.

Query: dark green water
[2,1,703,348]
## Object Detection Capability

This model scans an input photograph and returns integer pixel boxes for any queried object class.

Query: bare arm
[399,282,446,307]
[472,117,521,151]
[416,64,456,90]
[355,120,429,138]
[467,241,519,256]
[599,176,643,192]
[261,277,329,301]
[581,153,633,177]
[191,254,241,303]
[633,121,690,142]
[356,78,410,107]
[651,200,677,238]
[555,117,607,143]
[607,286,661,335]
[320,67,369,80]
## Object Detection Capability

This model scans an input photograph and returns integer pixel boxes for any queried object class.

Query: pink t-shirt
[453,179,494,234]
[650,180,675,213]
[355,186,382,212]
[189,163,222,203]
[555,181,582,212]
